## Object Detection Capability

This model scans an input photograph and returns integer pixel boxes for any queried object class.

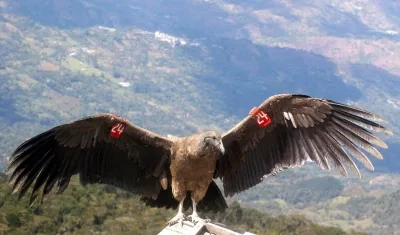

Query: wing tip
[328,100,392,124]
[383,129,394,136]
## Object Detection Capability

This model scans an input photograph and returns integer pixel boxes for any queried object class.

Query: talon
[167,199,185,226]
[166,213,185,226]
[188,213,209,225]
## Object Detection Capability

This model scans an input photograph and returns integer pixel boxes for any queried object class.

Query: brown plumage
[6,94,393,225]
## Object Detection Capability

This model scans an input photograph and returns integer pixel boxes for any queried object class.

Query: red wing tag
[110,123,125,138]
[250,107,272,127]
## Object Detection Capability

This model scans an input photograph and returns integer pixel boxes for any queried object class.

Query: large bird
[6,94,393,225]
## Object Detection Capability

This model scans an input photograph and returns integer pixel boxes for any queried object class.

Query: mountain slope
[3,0,398,171]
[0,174,367,235]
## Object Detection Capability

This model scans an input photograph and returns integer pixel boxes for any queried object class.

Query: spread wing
[6,113,173,206]
[215,94,393,197]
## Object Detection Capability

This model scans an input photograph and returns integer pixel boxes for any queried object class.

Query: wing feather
[308,133,330,171]
[30,162,54,205]
[331,116,388,149]
[6,113,173,206]
[328,101,387,123]
[329,127,374,171]
[217,94,392,197]
[332,118,384,159]
[315,129,348,177]
[333,109,391,134]
[325,129,360,178]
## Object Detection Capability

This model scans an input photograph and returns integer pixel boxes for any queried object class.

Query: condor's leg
[188,185,211,224]
[166,199,185,226]
[167,181,186,226]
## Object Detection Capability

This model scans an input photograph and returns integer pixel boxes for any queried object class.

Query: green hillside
[231,166,400,234]
[0,174,366,235]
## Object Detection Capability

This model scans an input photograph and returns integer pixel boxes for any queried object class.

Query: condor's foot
[166,199,186,226]
[187,212,210,225]
[188,197,210,225]
[166,212,185,227]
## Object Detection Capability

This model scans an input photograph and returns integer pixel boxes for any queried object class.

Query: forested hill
[0,174,367,235]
